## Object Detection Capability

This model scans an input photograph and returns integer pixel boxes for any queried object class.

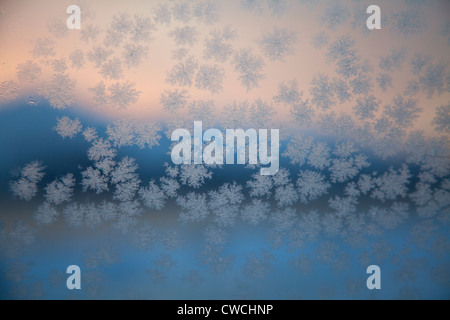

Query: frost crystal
[179,165,212,188]
[195,64,225,94]
[38,73,76,110]
[353,95,380,120]
[16,60,41,83]
[87,47,113,68]
[169,26,198,47]
[377,73,393,92]
[371,165,411,202]
[258,27,297,62]
[390,10,426,38]
[82,127,98,142]
[63,203,84,228]
[297,170,330,203]
[247,173,273,198]
[9,161,46,201]
[109,81,141,109]
[32,38,55,58]
[44,174,76,205]
[167,56,198,87]
[232,49,265,91]
[160,177,180,198]
[383,95,422,128]
[275,183,299,207]
[131,15,156,42]
[0,81,19,103]
[33,202,59,226]
[54,117,82,139]
[160,89,189,113]
[172,2,192,23]
[379,48,407,72]
[310,74,335,110]
[139,180,166,210]
[106,119,161,149]
[100,58,124,80]
[122,44,149,68]
[432,104,450,134]
[204,27,236,63]
[241,199,270,225]
[111,157,141,202]
[177,192,209,223]
[322,1,349,29]
[69,50,85,69]
[81,167,109,194]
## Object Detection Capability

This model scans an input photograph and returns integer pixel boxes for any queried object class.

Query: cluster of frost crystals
[160,89,189,113]
[110,157,141,202]
[353,95,380,120]
[195,64,225,94]
[87,47,113,68]
[44,174,76,205]
[0,81,19,103]
[241,199,270,226]
[31,38,55,58]
[169,26,199,47]
[274,181,298,208]
[106,119,161,149]
[193,1,220,24]
[417,61,447,98]
[329,142,370,184]
[179,165,212,189]
[247,173,273,198]
[376,73,393,92]
[38,74,76,110]
[283,135,333,171]
[240,0,264,13]
[16,60,41,83]
[177,192,209,223]
[69,50,85,69]
[166,56,198,87]
[130,15,156,42]
[109,81,141,109]
[282,135,313,167]
[297,170,330,204]
[54,117,82,139]
[379,48,407,72]
[382,95,422,129]
[81,138,117,195]
[321,1,350,29]
[99,58,123,80]
[139,180,166,210]
[203,27,236,63]
[311,31,329,49]
[33,202,59,226]
[432,104,450,134]
[80,24,101,43]
[326,36,365,80]
[89,81,141,109]
[81,166,109,195]
[9,161,46,201]
[232,49,265,91]
[273,80,302,106]
[82,127,98,143]
[50,58,68,74]
[209,182,244,227]
[370,165,412,202]
[310,74,336,110]
[258,27,297,62]
[390,9,427,38]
